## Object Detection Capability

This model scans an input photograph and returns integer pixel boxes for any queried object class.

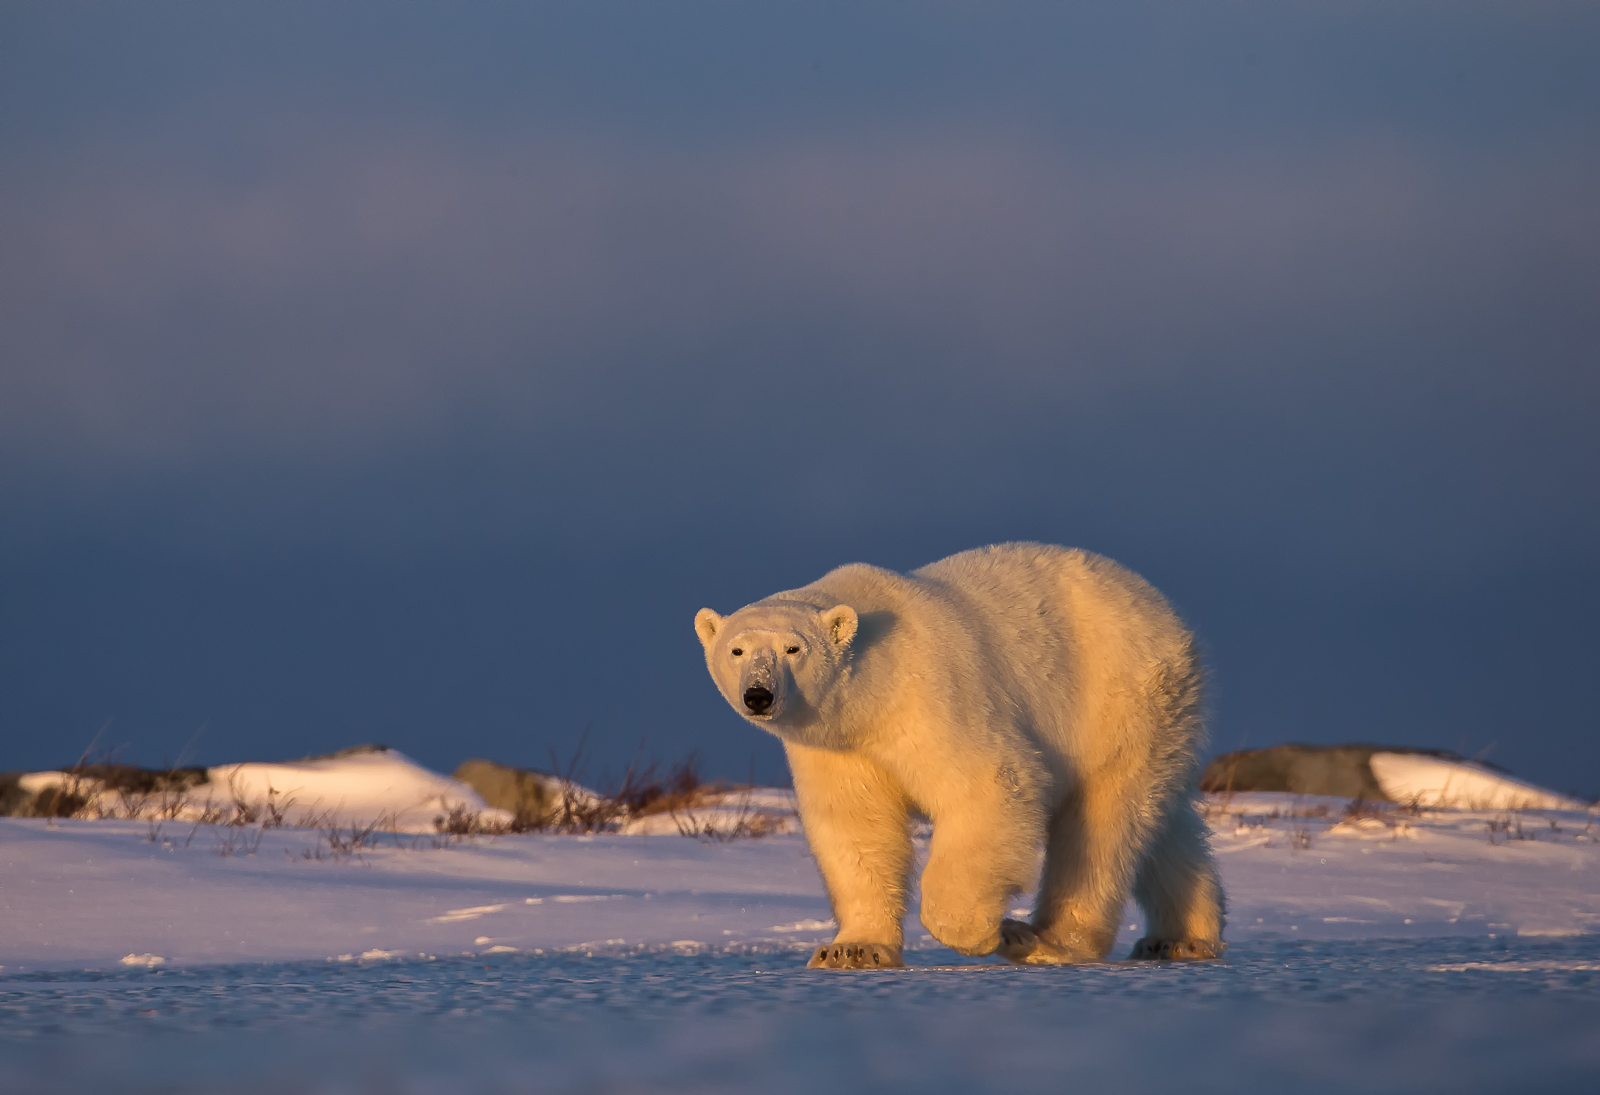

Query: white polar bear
[695,542,1225,969]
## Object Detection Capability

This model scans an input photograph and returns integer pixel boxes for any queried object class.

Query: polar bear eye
[731,647,743,657]
[785,646,800,654]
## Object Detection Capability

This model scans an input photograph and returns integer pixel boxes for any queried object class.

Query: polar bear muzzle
[743,686,775,715]
[739,648,782,718]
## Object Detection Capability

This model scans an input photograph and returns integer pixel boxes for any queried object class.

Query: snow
[1369,751,1589,811]
[617,787,800,836]
[16,749,509,833]
[1207,793,1600,940]
[2,791,1597,972]
[117,953,165,968]
[5,788,1599,1092]
[6,970,1600,1095]
[1427,960,1600,971]
[11,750,808,839]
[205,749,512,831]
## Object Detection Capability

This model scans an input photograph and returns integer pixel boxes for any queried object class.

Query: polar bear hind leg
[998,676,1225,965]
[1128,802,1227,960]
[997,775,1147,964]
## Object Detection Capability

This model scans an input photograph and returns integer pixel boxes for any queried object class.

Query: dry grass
[1288,817,1315,851]
[507,740,732,835]
[1483,812,1550,845]
[12,756,211,822]
[666,758,787,842]
[670,793,786,842]
[1322,797,1421,843]
[304,820,390,861]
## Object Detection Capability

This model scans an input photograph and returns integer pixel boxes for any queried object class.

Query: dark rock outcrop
[452,759,564,825]
[1199,744,1477,801]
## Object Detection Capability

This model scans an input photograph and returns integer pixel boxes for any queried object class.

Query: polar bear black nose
[743,686,774,714]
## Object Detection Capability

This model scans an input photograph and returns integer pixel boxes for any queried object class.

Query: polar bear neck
[780,564,950,749]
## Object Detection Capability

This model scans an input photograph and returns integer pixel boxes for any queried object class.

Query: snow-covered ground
[14,750,512,833]
[2,792,1596,972]
[4,956,1597,1095]
[5,788,1599,1093]
[5,957,1599,1095]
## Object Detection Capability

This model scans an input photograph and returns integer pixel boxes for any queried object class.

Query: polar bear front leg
[918,791,1041,957]
[785,743,912,970]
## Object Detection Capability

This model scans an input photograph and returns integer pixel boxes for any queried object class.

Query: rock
[1199,744,1468,800]
[452,759,566,825]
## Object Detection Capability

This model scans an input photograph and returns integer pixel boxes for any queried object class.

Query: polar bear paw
[995,918,1100,965]
[1127,936,1226,961]
[807,942,904,970]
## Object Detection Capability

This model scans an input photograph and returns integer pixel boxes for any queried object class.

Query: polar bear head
[694,600,859,742]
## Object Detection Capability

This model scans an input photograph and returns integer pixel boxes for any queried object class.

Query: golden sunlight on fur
[696,543,1225,968]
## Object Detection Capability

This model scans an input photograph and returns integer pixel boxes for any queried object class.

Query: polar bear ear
[694,608,722,650]
[821,605,858,647]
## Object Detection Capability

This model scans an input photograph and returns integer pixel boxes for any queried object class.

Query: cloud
[0,109,1595,581]
[4,119,1594,472]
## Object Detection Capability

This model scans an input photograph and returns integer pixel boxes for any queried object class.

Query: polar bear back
[915,543,1192,680]
[784,542,1201,794]
[922,543,1197,746]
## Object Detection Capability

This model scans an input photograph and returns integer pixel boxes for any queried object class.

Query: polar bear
[694,542,1225,969]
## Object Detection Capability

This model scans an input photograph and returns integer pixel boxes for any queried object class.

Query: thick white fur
[694,543,1224,967]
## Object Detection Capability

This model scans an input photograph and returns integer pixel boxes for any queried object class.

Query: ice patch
[771,919,835,932]
[119,954,165,967]
[1429,961,1600,972]
[428,904,508,923]
[1329,816,1418,839]
[568,938,629,952]
[335,949,409,962]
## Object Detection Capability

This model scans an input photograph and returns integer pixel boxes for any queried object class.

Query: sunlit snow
[17,749,509,832]
[2,790,1597,971]
[1369,751,1588,811]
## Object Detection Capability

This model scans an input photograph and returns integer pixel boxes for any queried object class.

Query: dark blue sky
[2,2,1597,797]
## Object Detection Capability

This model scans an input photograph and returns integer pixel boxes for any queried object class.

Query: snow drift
[1369,753,1588,811]
[14,748,510,833]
